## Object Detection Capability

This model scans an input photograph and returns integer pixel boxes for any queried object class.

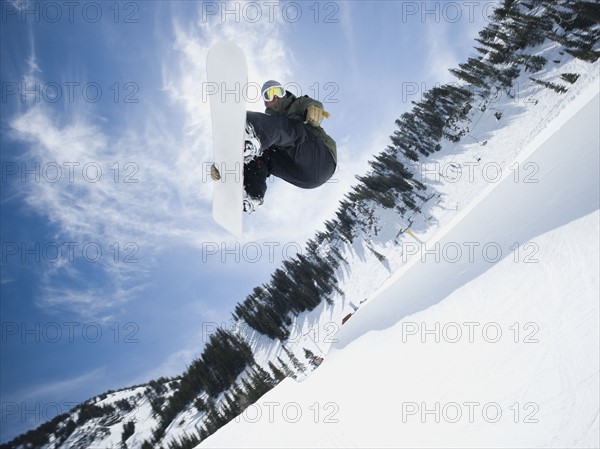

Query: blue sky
[0,0,494,442]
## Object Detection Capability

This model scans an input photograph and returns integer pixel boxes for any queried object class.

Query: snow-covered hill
[198,84,600,448]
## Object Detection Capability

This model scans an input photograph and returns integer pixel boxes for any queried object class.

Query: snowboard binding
[243,122,262,163]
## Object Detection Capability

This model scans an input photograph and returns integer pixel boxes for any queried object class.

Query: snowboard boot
[243,191,264,214]
[242,154,270,213]
[243,122,262,163]
[244,155,270,196]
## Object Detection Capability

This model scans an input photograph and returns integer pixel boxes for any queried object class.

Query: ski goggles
[262,84,285,102]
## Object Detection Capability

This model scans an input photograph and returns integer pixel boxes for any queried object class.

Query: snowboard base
[206,41,248,238]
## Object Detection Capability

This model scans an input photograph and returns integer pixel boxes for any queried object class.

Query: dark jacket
[265,92,337,164]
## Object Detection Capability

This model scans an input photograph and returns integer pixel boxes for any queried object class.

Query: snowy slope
[197,90,599,446]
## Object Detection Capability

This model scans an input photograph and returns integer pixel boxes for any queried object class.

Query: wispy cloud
[134,347,199,383]
[5,367,107,403]
[0,276,16,285]
[423,8,489,85]
[5,25,211,319]
[424,20,461,84]
[339,2,359,82]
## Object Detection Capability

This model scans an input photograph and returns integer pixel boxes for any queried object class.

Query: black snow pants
[244,111,336,200]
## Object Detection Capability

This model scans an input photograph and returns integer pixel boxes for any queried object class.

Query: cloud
[5,367,107,403]
[339,2,359,82]
[422,6,491,86]
[133,347,200,384]
[5,34,212,319]
[423,20,461,85]
[37,267,148,323]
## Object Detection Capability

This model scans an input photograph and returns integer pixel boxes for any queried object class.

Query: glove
[304,105,331,127]
[210,163,221,181]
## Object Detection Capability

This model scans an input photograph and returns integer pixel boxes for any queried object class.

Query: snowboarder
[212,80,337,213]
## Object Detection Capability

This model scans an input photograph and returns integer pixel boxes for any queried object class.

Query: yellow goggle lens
[263,86,284,102]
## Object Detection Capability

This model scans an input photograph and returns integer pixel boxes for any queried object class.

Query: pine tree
[530,77,568,94]
[121,421,135,447]
[304,348,316,361]
[560,73,580,84]
[277,356,297,379]
[269,361,287,381]
[282,345,306,373]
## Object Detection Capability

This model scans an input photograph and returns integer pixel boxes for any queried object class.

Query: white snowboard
[206,41,247,238]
